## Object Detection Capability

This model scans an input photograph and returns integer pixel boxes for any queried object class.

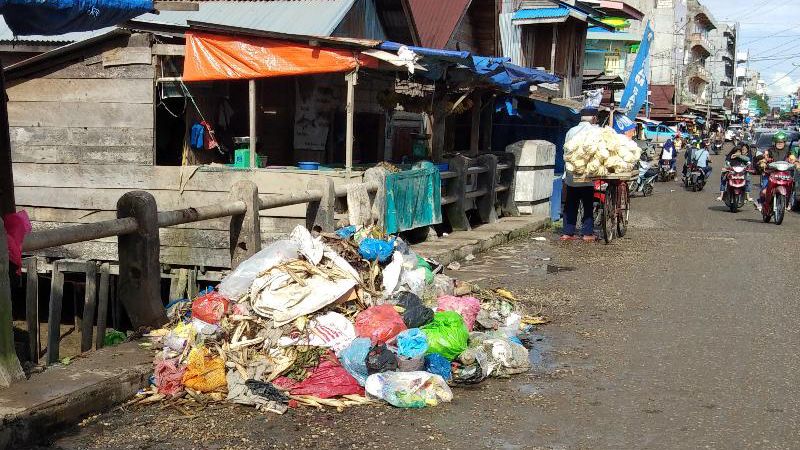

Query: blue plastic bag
[335,226,357,239]
[424,354,452,381]
[397,328,428,359]
[339,337,372,386]
[358,238,394,263]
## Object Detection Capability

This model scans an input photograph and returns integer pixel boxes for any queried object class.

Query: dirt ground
[37,178,800,450]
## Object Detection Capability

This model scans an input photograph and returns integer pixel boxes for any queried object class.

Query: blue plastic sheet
[471,56,560,95]
[384,162,442,235]
[396,329,428,359]
[0,0,153,35]
[339,337,372,386]
[335,225,357,239]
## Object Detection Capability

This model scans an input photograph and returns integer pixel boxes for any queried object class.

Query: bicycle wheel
[616,182,630,238]
[602,183,617,244]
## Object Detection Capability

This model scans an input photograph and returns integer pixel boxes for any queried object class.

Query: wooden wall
[8,33,361,269]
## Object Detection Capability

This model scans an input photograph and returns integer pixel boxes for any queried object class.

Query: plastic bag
[290,358,364,399]
[424,354,452,381]
[403,304,434,329]
[339,337,371,386]
[103,329,126,347]
[3,210,31,273]
[182,347,226,392]
[433,274,455,298]
[335,225,357,239]
[461,335,530,378]
[382,251,404,296]
[358,238,394,262]
[217,240,299,299]
[500,313,522,338]
[355,305,407,344]
[366,344,398,374]
[392,291,423,308]
[278,312,356,354]
[437,296,481,331]
[365,371,453,408]
[154,357,186,397]
[451,361,487,384]
[421,311,469,360]
[396,328,428,359]
[399,267,427,298]
[191,291,230,325]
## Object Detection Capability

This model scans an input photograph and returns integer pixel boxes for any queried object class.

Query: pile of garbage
[564,125,641,177]
[138,225,543,414]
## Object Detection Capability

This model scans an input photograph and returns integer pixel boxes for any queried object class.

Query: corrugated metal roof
[407,0,471,49]
[513,7,570,21]
[133,0,357,36]
[0,17,113,43]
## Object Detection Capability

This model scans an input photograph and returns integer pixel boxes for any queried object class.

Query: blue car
[643,122,689,143]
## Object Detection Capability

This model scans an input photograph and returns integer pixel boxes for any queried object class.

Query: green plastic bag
[416,257,434,284]
[103,329,126,347]
[421,311,469,360]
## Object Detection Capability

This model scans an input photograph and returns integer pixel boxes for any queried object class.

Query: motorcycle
[761,161,795,225]
[684,162,707,192]
[629,160,658,197]
[712,140,724,155]
[658,160,675,182]
[721,164,750,213]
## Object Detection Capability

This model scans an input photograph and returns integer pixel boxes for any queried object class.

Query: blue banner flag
[620,21,654,120]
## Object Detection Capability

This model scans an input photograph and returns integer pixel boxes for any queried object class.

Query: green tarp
[384,162,442,234]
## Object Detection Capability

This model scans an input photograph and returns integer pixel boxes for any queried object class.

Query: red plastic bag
[289,357,364,399]
[355,304,407,344]
[191,291,230,324]
[154,357,186,397]
[437,296,481,331]
[3,211,31,274]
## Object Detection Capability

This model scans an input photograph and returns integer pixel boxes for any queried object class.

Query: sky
[701,0,800,99]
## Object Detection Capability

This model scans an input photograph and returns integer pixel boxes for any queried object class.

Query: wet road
[45,178,800,450]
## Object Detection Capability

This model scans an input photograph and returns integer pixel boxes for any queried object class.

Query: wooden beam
[151,44,185,57]
[469,93,482,156]
[249,79,257,168]
[345,71,357,175]
[154,1,199,11]
[0,64,15,215]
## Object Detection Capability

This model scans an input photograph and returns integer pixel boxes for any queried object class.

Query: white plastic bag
[399,267,427,298]
[218,240,299,300]
[252,274,356,326]
[382,251,404,297]
[277,312,356,353]
[365,371,452,408]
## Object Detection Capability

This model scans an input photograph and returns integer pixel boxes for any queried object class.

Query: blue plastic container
[297,161,320,170]
[435,162,449,172]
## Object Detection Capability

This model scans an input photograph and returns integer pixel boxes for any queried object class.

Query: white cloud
[766,72,798,97]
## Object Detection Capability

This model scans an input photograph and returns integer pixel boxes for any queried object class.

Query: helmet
[773,131,788,143]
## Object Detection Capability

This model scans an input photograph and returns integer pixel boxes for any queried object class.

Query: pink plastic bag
[354,304,407,344]
[154,357,186,397]
[289,357,364,399]
[437,296,481,331]
[191,291,230,324]
[3,211,31,274]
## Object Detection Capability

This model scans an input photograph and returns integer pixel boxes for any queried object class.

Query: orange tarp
[183,32,378,82]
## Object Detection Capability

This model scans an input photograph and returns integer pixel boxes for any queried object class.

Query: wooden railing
[9,155,521,366]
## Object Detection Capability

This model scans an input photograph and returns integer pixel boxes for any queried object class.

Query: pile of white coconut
[564,126,642,178]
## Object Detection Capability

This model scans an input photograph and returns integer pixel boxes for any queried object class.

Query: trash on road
[141,224,545,413]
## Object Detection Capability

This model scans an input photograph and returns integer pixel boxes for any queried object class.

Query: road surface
[45,178,800,450]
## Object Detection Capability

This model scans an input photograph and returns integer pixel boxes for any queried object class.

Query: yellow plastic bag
[182,347,226,392]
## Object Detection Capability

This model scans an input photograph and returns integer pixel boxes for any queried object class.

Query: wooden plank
[22,206,230,231]
[29,221,230,249]
[27,241,233,268]
[80,262,97,353]
[152,44,185,56]
[10,126,153,147]
[24,258,39,363]
[46,262,64,365]
[154,1,199,11]
[12,145,153,165]
[7,79,153,104]
[95,264,109,349]
[8,102,153,128]
[102,47,152,68]
[40,62,155,80]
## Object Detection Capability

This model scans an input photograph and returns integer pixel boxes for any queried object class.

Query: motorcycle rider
[660,133,680,173]
[754,131,791,211]
[716,144,752,202]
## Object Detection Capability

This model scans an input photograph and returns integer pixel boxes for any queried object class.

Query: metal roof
[0,17,113,43]
[513,7,570,21]
[133,0,357,36]
[407,0,470,49]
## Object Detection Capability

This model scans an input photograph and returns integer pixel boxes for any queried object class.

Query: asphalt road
[43,177,800,450]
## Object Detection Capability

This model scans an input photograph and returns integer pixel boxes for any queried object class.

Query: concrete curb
[0,215,549,448]
[412,215,551,266]
[0,342,152,449]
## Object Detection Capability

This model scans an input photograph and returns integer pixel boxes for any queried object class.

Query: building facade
[707,23,736,109]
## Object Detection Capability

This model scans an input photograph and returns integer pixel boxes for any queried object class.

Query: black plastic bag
[245,379,290,403]
[366,344,398,375]
[403,304,434,328]
[451,361,487,385]
[393,291,423,309]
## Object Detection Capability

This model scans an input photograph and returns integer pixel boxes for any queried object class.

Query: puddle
[527,333,557,370]
[545,264,575,274]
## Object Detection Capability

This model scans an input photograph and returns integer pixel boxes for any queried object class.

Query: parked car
[643,122,689,144]
[754,130,800,157]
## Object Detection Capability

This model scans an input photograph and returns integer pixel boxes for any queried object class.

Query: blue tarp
[384,161,442,235]
[379,41,471,64]
[472,56,560,95]
[0,0,152,35]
